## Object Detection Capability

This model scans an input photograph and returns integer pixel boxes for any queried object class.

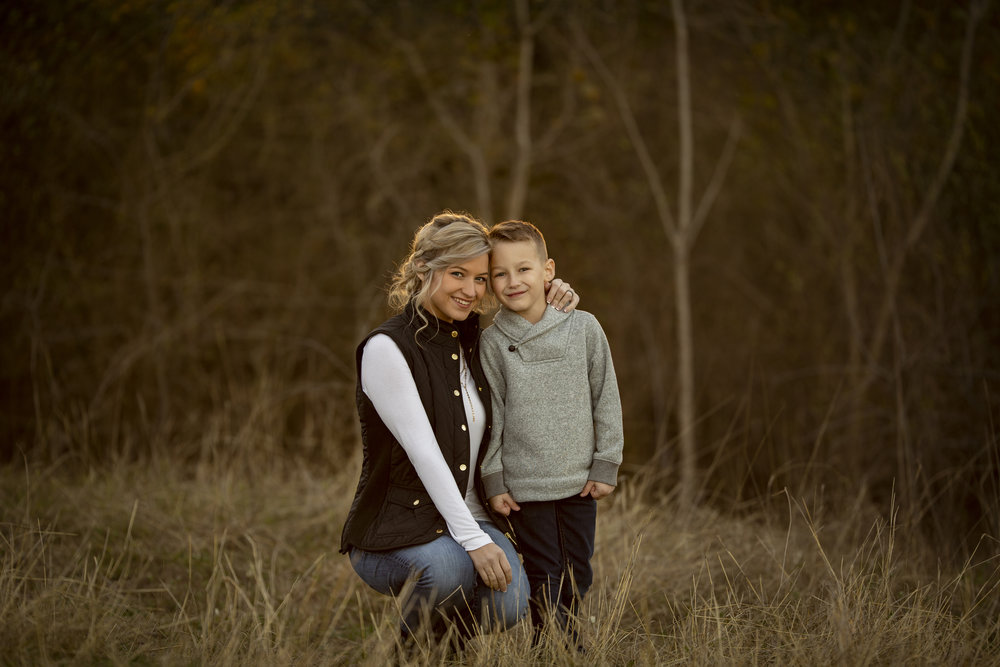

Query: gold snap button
[459,464,467,471]
[453,389,460,397]
[452,353,458,360]
[451,331,458,338]
[412,499,420,506]
[436,529,444,534]
[461,425,467,431]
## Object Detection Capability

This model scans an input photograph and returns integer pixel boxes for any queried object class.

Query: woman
[339,211,578,644]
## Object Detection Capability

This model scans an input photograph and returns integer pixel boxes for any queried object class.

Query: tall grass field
[3,448,998,665]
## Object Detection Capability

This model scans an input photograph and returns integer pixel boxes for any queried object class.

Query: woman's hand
[580,480,615,500]
[488,493,521,516]
[545,278,580,313]
[468,542,513,592]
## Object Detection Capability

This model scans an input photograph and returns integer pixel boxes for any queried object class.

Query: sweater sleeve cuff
[589,458,620,487]
[482,471,508,499]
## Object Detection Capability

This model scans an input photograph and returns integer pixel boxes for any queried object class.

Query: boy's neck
[510,299,548,325]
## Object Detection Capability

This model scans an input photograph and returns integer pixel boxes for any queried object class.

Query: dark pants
[508,494,597,635]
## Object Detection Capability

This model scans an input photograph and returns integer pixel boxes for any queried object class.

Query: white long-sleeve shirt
[360,334,491,551]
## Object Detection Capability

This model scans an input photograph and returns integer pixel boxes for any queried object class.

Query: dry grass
[2,452,999,666]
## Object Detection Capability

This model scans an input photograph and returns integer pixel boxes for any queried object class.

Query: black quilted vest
[339,302,494,553]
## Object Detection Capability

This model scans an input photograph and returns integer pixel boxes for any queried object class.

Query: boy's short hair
[489,220,548,261]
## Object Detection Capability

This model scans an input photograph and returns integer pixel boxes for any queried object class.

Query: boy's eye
[493,271,506,278]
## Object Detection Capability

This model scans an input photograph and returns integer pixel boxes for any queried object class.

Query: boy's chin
[502,302,533,314]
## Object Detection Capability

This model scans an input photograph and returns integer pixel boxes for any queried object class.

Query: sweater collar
[492,304,570,344]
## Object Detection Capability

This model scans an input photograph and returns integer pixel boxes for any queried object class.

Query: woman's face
[422,253,489,323]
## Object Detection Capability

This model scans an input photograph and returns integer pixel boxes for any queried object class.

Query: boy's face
[489,239,555,323]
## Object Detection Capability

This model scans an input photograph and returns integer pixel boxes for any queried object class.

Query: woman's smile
[422,253,489,322]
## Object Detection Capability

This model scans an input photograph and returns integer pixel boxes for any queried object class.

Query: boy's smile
[490,240,555,324]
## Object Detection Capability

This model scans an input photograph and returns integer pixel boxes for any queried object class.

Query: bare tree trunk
[574,1,741,507]
[368,3,569,224]
[396,40,495,217]
[745,1,985,493]
[506,0,534,221]
[673,243,697,505]
[672,0,697,508]
[837,44,866,481]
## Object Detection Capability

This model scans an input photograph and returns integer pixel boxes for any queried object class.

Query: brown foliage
[2,0,998,552]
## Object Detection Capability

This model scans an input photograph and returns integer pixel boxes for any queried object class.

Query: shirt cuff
[461,531,494,551]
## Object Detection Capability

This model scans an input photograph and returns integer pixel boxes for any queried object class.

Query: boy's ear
[544,257,556,282]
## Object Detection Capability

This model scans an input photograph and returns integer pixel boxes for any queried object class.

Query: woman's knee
[478,548,530,630]
[411,557,476,598]
[475,520,530,628]
[480,571,530,630]
[507,567,531,621]
[351,537,476,601]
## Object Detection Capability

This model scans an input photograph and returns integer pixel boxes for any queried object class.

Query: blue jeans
[507,494,596,635]
[349,520,529,639]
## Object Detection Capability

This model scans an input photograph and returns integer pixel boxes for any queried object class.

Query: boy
[479,219,624,644]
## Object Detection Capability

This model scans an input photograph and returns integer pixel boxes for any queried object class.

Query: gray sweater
[480,306,624,502]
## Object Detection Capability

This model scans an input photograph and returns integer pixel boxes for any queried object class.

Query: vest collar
[404,301,481,349]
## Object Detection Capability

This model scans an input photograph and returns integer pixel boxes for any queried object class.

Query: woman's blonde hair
[388,211,494,324]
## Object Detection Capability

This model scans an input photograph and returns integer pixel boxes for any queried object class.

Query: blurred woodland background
[2,0,998,557]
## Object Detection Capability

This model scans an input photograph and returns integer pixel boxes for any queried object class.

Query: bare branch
[535,31,581,156]
[570,17,677,242]
[858,0,986,399]
[395,39,493,216]
[690,114,743,244]
[905,0,984,252]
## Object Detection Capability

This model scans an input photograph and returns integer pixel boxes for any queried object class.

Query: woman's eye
[475,277,487,284]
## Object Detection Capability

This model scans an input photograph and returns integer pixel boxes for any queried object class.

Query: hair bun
[431,213,469,228]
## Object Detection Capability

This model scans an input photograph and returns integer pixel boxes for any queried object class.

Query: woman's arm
[361,335,492,551]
